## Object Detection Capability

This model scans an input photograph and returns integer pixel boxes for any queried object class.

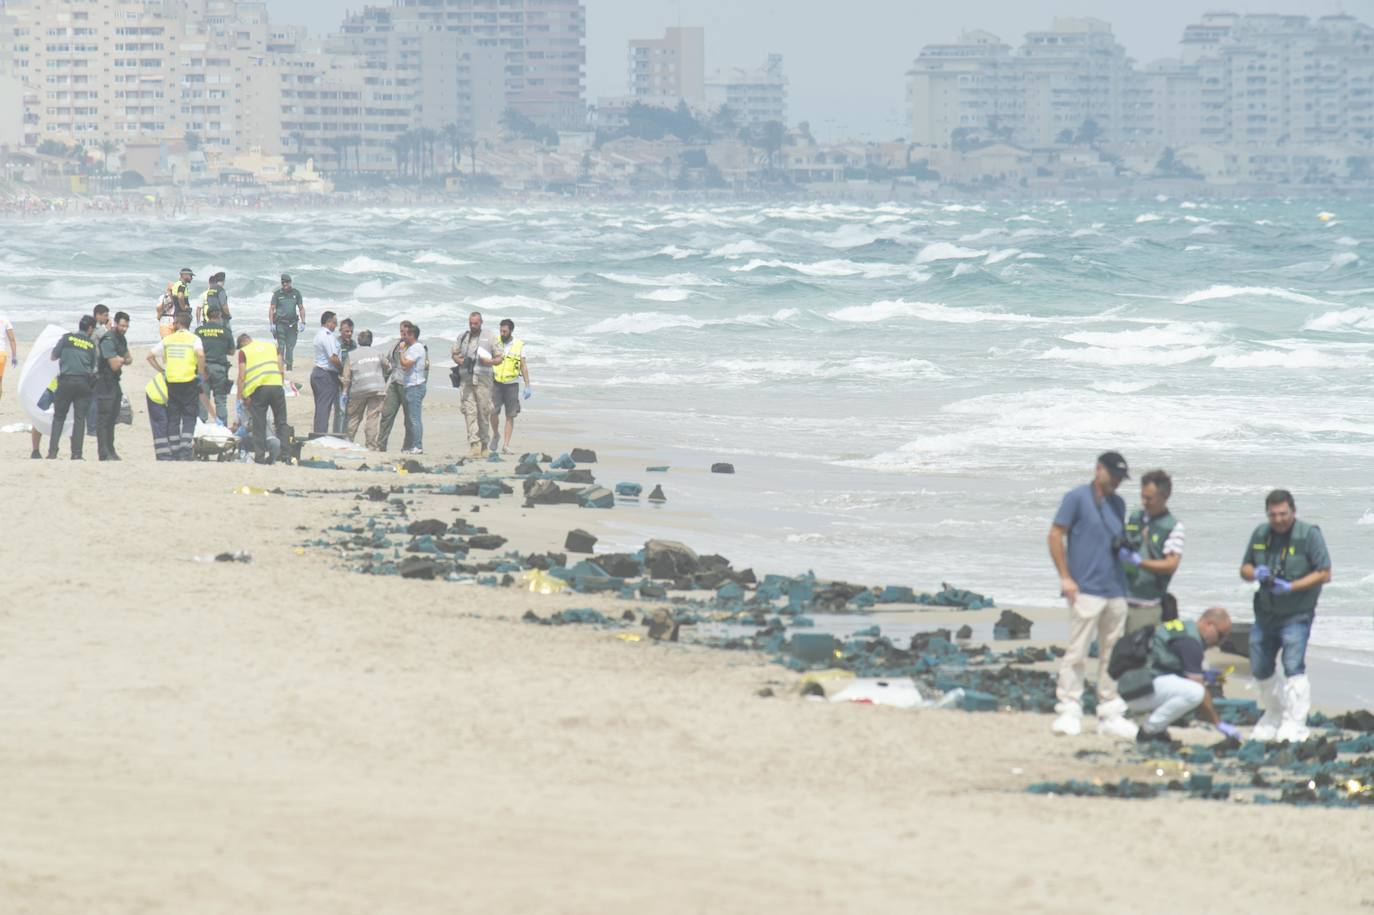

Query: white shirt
[0,314,13,359]
[313,326,340,372]
[402,342,426,386]
[150,334,204,360]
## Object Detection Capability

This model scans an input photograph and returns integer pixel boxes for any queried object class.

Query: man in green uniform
[268,273,305,371]
[1119,608,1239,744]
[1117,469,1185,634]
[198,271,230,325]
[95,310,132,461]
[196,303,235,421]
[47,315,99,459]
[1239,489,1332,743]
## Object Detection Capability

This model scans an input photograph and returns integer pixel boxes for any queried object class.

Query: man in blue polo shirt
[1046,451,1137,740]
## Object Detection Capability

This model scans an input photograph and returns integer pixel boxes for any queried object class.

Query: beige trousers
[1055,594,1128,715]
[460,378,494,448]
[345,391,385,450]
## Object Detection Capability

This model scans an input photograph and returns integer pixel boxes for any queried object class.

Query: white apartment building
[627,26,704,105]
[706,53,787,127]
[909,12,1374,151]
[395,0,586,128]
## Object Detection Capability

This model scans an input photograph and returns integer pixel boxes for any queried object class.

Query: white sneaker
[1096,716,1139,741]
[1051,712,1082,736]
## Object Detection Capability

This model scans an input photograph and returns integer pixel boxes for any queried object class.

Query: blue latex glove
[1202,669,1220,686]
[522,386,532,401]
[1251,564,1271,583]
[1269,578,1293,595]
[1216,722,1242,740]
[1117,547,1142,567]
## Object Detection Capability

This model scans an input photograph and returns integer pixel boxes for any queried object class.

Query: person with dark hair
[395,321,427,454]
[332,318,356,435]
[86,303,112,433]
[1240,489,1332,743]
[268,273,304,370]
[1117,469,1185,634]
[310,310,342,435]
[47,315,99,459]
[1123,608,1238,745]
[489,317,531,453]
[147,312,212,460]
[196,303,235,421]
[95,310,132,460]
[377,323,411,452]
[1046,451,1137,740]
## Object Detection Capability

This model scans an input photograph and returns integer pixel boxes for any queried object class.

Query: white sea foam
[1040,345,1215,366]
[729,258,910,279]
[413,251,472,267]
[600,272,723,287]
[1063,322,1225,349]
[468,294,567,314]
[916,242,987,264]
[584,309,791,334]
[1335,236,1361,247]
[941,204,985,213]
[1359,510,1374,526]
[1210,347,1362,369]
[1303,307,1374,332]
[656,245,697,260]
[339,255,412,275]
[959,227,1003,243]
[709,239,774,258]
[636,288,692,302]
[950,262,977,278]
[985,248,1022,265]
[1135,213,1164,223]
[1175,285,1332,306]
[1329,251,1360,269]
[828,300,1039,325]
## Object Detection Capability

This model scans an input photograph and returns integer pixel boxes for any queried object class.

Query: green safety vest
[1244,520,1323,618]
[1147,618,1203,676]
[1122,510,1178,603]
[493,338,524,383]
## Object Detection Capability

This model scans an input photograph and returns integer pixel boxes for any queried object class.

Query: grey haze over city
[274,0,1373,136]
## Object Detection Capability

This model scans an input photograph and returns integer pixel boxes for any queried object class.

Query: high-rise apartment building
[706,53,787,127]
[627,26,704,105]
[396,0,586,128]
[908,13,1374,150]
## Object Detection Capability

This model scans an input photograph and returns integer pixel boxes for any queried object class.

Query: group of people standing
[32,269,535,464]
[1048,452,1332,746]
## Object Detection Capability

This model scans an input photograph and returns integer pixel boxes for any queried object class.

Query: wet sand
[2,349,1372,913]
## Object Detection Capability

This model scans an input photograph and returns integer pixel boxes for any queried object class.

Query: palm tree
[98,139,118,174]
[441,123,465,174]
[391,132,410,176]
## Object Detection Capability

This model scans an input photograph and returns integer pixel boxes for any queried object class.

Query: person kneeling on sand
[1115,608,1239,745]
[1046,451,1138,740]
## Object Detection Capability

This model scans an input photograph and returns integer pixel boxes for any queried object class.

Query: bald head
[1197,608,1232,647]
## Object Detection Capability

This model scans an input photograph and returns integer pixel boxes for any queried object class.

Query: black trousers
[95,375,122,459]
[48,374,94,459]
[166,380,200,461]
[250,385,290,463]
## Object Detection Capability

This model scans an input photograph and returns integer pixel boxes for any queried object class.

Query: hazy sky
[273,0,1374,138]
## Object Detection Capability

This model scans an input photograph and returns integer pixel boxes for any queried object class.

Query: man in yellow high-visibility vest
[146,312,212,461]
[489,318,531,454]
[236,332,290,464]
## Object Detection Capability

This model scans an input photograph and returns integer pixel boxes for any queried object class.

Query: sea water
[2,198,1371,667]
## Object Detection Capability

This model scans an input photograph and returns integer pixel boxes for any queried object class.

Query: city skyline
[272,0,1372,137]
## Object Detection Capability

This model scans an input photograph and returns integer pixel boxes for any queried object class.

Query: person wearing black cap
[1046,451,1137,740]
[198,271,230,326]
[268,274,305,372]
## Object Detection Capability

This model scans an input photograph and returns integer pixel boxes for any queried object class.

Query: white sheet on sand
[19,324,68,438]
[829,678,925,709]
[304,435,365,452]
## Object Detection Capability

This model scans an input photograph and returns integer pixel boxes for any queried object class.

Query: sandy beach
[2,345,1372,914]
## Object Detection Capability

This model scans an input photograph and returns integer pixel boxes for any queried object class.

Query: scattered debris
[570,448,598,463]
[993,609,1033,640]
[565,529,598,554]
[648,484,667,502]
[710,462,735,474]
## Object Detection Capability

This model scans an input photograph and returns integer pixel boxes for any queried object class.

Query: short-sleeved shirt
[52,331,98,377]
[402,342,427,386]
[1164,635,1205,677]
[97,331,129,378]
[150,334,204,361]
[1053,483,1128,599]
[452,329,504,380]
[271,287,303,323]
[314,327,341,372]
[196,321,235,365]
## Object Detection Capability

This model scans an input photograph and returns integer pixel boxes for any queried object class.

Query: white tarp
[19,324,68,438]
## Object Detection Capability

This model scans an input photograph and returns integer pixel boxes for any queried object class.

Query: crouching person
[1118,608,1240,745]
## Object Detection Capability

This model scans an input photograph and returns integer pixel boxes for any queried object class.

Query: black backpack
[1107,625,1155,680]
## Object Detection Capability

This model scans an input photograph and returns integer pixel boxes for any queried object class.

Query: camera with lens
[1111,536,1128,553]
